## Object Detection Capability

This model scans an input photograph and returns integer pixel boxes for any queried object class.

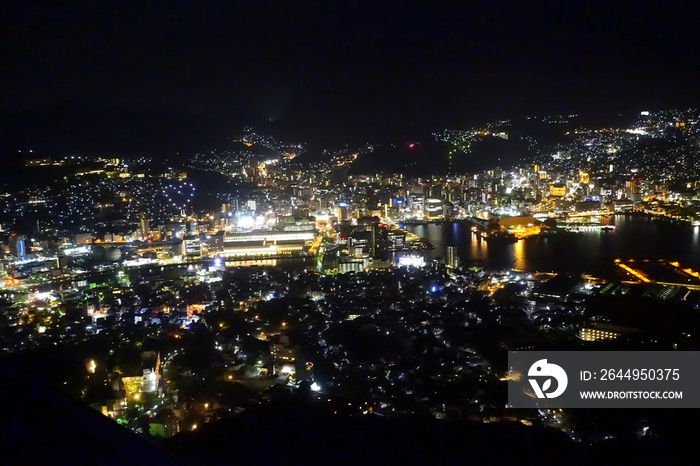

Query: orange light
[616,263,651,283]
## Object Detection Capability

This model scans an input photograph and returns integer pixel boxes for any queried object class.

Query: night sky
[3,1,700,156]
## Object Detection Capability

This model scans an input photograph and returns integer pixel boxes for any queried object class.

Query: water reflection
[513,237,526,271]
[407,216,700,276]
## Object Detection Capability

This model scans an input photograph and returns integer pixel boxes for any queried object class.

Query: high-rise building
[337,204,349,222]
[9,234,27,261]
[139,214,150,238]
[625,179,641,203]
[446,245,458,269]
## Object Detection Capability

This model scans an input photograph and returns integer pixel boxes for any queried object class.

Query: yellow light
[616,263,651,283]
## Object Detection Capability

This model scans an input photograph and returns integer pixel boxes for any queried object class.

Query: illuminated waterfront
[407,215,700,276]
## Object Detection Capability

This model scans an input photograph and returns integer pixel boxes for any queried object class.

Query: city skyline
[4,2,700,463]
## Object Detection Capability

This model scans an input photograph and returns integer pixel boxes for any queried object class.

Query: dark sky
[3,1,700,156]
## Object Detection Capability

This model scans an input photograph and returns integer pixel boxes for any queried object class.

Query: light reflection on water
[406,216,700,276]
[513,237,526,271]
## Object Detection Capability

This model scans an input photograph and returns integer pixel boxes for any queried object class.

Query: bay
[404,215,700,277]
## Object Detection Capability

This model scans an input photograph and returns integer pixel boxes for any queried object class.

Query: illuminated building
[337,204,349,221]
[387,230,406,249]
[138,214,149,238]
[182,236,201,257]
[348,230,371,256]
[548,183,566,197]
[337,255,370,273]
[272,339,297,364]
[278,219,316,232]
[120,352,161,398]
[201,231,225,254]
[159,223,188,240]
[579,323,638,342]
[121,376,143,399]
[408,194,424,214]
[9,234,27,261]
[446,245,458,268]
[141,351,161,393]
[348,216,381,257]
[222,230,314,257]
[625,179,641,203]
[398,255,425,268]
[224,231,314,243]
[424,198,443,220]
[498,216,540,239]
